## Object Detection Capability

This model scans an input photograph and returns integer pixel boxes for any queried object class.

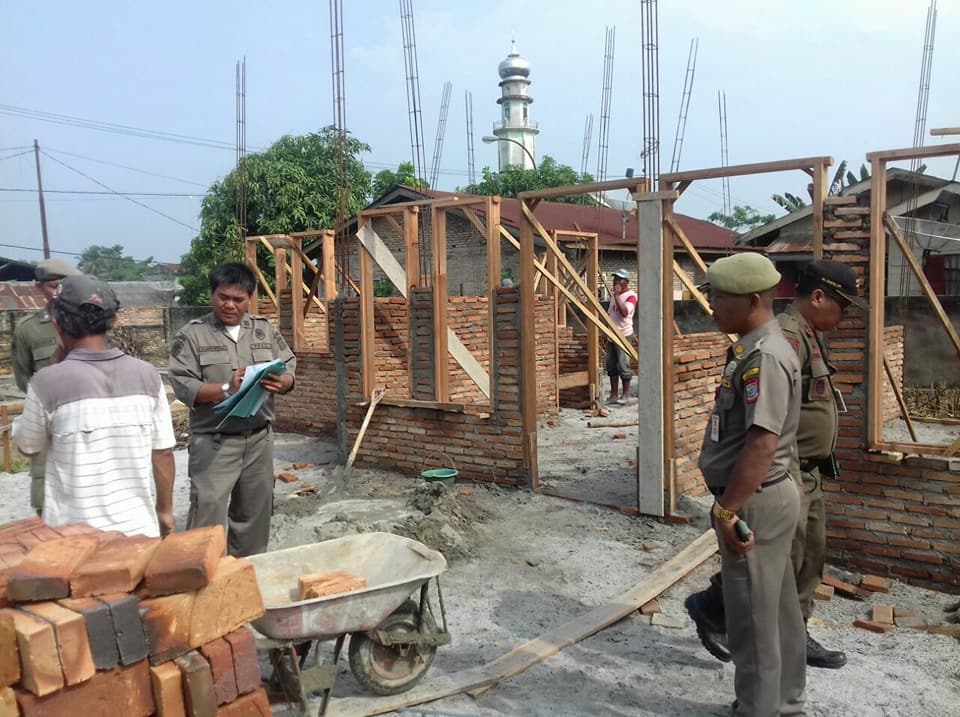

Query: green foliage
[179,127,372,305]
[78,244,153,280]
[371,161,427,199]
[460,156,597,205]
[771,191,809,213]
[707,206,776,232]
[372,278,396,297]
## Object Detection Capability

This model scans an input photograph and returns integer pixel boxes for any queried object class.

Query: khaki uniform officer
[169,262,296,557]
[697,253,806,717]
[11,258,82,512]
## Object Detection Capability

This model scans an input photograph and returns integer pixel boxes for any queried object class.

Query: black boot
[684,590,731,663]
[806,630,847,669]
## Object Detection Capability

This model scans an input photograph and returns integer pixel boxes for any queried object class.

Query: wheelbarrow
[245,533,451,716]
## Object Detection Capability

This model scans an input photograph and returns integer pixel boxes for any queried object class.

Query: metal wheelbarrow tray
[246,532,448,641]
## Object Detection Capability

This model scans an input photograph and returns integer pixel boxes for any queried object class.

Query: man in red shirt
[606,269,638,404]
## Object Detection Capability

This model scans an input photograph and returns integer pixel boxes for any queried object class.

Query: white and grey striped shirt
[13,348,176,538]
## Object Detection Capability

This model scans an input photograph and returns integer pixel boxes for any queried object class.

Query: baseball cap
[704,253,781,295]
[612,269,630,280]
[53,274,120,316]
[802,260,868,309]
[34,258,82,282]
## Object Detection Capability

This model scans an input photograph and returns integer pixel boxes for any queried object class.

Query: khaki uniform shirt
[698,319,802,490]
[168,313,296,434]
[778,305,838,462]
[11,311,59,393]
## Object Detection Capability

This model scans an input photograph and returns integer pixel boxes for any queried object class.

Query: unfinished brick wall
[818,196,960,593]
[881,325,904,423]
[558,327,590,407]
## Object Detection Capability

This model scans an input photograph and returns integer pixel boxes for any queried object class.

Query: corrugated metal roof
[0,281,177,310]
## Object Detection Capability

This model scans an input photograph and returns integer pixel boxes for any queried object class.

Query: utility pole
[33,139,51,259]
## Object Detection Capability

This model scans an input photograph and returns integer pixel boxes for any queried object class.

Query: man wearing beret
[12,275,176,538]
[693,253,806,716]
[11,258,82,513]
[688,260,866,674]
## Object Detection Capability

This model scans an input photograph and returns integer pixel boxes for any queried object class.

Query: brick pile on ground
[0,518,271,716]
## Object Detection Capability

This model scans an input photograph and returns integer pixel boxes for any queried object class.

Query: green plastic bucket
[421,468,458,490]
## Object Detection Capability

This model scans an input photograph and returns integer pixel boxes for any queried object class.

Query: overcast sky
[1,0,958,265]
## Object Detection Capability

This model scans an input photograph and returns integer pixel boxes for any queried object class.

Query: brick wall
[882,325,904,423]
[673,333,730,497]
[558,327,590,407]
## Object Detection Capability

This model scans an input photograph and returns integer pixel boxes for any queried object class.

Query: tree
[460,156,597,205]
[371,161,427,198]
[78,244,153,281]
[707,205,776,232]
[179,127,372,305]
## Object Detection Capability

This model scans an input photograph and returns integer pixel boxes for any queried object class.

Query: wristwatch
[221,382,231,399]
[712,502,738,522]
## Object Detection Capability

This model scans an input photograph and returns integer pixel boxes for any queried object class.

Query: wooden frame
[865,142,960,453]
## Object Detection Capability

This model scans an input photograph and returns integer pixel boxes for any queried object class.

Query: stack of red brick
[0,518,270,716]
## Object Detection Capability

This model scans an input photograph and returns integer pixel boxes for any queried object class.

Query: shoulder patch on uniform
[255,327,266,340]
[786,336,801,356]
[188,317,205,324]
[171,338,185,357]
[741,366,760,380]
[744,377,760,404]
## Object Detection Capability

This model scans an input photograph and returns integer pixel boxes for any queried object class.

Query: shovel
[323,387,385,500]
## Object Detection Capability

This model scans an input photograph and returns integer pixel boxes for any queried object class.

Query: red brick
[223,630,260,696]
[139,592,194,664]
[7,536,100,602]
[16,661,154,717]
[0,613,19,688]
[859,574,891,593]
[928,623,960,637]
[198,639,237,705]
[214,688,271,717]
[19,602,95,686]
[143,527,226,597]
[872,605,894,624]
[0,609,62,696]
[188,558,264,648]
[853,619,894,634]
[900,550,944,565]
[176,651,217,717]
[150,662,186,717]
[0,686,15,716]
[70,536,161,597]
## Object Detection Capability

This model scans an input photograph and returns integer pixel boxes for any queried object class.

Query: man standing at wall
[605,269,637,404]
[687,260,864,671]
[11,258,82,514]
[695,253,806,716]
[12,275,176,537]
[169,262,296,557]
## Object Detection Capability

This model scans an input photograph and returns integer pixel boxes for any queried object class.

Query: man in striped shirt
[12,274,176,538]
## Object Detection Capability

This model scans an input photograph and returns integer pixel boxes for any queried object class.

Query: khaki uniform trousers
[186,427,274,557]
[720,478,806,717]
[790,466,826,621]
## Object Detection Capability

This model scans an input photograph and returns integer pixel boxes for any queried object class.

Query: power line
[43,148,209,188]
[40,151,199,232]
[0,149,32,162]
[0,242,82,257]
[0,187,201,197]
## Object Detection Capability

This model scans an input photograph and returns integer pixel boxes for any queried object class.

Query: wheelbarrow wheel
[348,599,437,696]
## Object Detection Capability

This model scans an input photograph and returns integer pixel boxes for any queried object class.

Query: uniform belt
[708,472,790,497]
[213,425,269,438]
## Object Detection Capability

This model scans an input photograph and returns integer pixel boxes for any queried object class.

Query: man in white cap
[10,258,82,513]
[605,269,637,404]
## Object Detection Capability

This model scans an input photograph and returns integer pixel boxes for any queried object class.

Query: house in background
[0,256,36,282]
[737,168,960,296]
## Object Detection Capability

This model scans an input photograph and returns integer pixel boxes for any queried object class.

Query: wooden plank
[882,355,918,443]
[517,177,648,201]
[635,195,666,517]
[664,215,707,274]
[322,231,337,300]
[356,225,490,398]
[274,248,288,296]
[358,196,487,217]
[866,142,960,162]
[402,208,420,291]
[930,127,960,137]
[324,530,717,717]
[659,156,833,184]
[586,235,599,405]
[942,433,960,458]
[874,441,950,456]
[485,197,501,410]
[812,160,828,259]
[243,241,259,311]
[359,228,376,398]
[557,371,589,390]
[867,159,886,449]
[885,214,960,362]
[431,207,450,403]
[375,397,469,412]
[519,200,539,489]
[289,241,305,350]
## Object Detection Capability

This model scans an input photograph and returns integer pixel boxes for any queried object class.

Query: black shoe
[806,631,847,669]
[685,591,731,663]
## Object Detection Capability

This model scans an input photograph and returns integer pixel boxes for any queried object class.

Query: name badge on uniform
[710,414,720,442]
[834,387,848,413]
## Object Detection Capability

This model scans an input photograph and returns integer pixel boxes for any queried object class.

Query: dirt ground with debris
[0,426,957,716]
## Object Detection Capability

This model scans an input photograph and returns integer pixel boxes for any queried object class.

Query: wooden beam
[431,207,450,403]
[356,225,490,397]
[672,261,735,343]
[517,177,648,201]
[873,441,951,457]
[486,197,501,410]
[384,214,404,235]
[274,247,288,293]
[322,231,337,301]
[675,180,692,196]
[885,214,960,362]
[867,158,887,449]
[943,434,960,457]
[375,396,469,412]
[883,355,917,443]
[336,261,361,296]
[520,202,637,360]
[930,127,960,137]
[519,200,539,489]
[659,156,833,184]
[866,142,960,162]
[664,215,707,274]
[324,530,717,717]
[557,370,589,390]
[586,235,599,405]
[403,208,420,292]
[359,195,488,217]
[811,160,828,259]
[290,240,305,350]
[359,226,376,397]
[260,237,327,316]
[243,239,260,309]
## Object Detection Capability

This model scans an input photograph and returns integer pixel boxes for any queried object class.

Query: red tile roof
[399,187,739,251]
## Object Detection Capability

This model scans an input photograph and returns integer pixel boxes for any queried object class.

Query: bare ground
[0,427,957,715]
